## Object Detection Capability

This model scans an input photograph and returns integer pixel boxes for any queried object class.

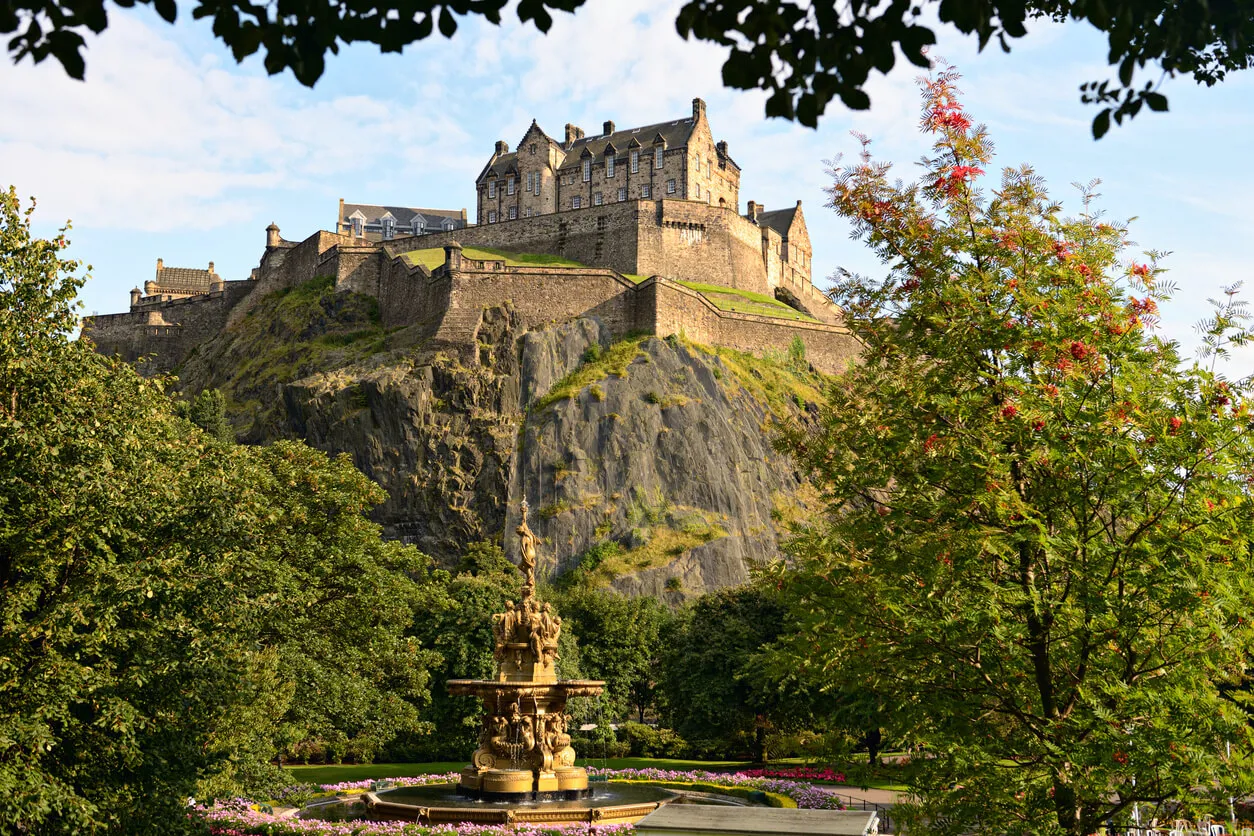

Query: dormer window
[606,156,615,178]
[351,217,363,236]
[655,149,663,169]
[382,217,395,239]
[507,176,515,195]
[488,181,497,198]
[582,159,591,182]
[630,150,639,173]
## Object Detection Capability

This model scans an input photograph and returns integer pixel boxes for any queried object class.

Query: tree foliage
[0,186,439,832]
[549,586,671,722]
[769,70,1254,834]
[658,585,819,762]
[5,0,1253,134]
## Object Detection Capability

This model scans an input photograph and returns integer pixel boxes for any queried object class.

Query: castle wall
[393,202,646,277]
[84,281,253,373]
[435,260,644,346]
[631,201,770,295]
[646,279,859,375]
[377,259,452,335]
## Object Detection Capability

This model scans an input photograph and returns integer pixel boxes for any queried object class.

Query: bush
[619,722,689,758]
[571,733,631,759]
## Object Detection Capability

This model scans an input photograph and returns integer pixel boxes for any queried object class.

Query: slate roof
[562,117,696,164]
[341,203,465,228]
[757,206,799,237]
[153,265,218,293]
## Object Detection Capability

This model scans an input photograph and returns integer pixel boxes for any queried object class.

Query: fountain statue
[446,500,605,800]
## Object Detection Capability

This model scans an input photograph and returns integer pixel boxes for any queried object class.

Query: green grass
[622,273,650,284]
[400,247,588,271]
[675,280,819,322]
[530,332,650,412]
[285,762,464,783]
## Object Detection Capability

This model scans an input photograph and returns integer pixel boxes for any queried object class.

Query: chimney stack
[156,257,164,271]
[747,201,762,222]
[208,261,215,274]
[603,120,615,136]
[692,97,706,121]
[716,140,728,158]
[565,123,584,145]
[494,140,509,155]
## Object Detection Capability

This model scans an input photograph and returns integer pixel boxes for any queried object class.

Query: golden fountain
[446,499,605,799]
[360,502,674,825]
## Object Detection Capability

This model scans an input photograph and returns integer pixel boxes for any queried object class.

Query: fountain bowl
[361,781,678,825]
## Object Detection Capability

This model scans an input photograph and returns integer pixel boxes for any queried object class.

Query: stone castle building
[85,100,858,376]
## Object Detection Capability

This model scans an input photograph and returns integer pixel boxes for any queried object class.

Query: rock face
[177,285,822,600]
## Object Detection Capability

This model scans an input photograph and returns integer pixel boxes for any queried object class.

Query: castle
[84,100,859,375]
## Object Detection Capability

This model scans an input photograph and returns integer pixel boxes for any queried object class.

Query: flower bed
[739,766,848,784]
[198,768,846,835]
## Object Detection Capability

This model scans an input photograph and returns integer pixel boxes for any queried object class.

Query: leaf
[1092,108,1112,139]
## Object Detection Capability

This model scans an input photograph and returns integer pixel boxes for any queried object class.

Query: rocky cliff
[175,277,826,600]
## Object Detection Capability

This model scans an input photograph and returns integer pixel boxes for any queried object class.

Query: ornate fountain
[360,503,673,825]
[447,500,605,800]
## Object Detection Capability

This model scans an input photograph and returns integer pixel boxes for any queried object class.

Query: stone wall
[84,281,253,372]
[646,278,860,375]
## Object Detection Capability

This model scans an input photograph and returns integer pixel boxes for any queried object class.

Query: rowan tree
[769,68,1254,835]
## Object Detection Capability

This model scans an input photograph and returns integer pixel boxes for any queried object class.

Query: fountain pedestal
[447,502,604,801]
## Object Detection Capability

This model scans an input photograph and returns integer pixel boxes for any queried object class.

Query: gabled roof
[757,206,799,237]
[341,203,465,227]
[561,116,695,165]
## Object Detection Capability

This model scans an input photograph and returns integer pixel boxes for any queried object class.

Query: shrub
[619,722,689,758]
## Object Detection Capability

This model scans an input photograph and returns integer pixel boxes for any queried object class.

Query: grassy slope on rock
[541,333,827,590]
[175,275,419,436]
[675,280,820,322]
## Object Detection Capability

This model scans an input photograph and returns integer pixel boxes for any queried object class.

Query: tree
[174,388,233,442]
[5,0,1252,135]
[659,585,819,762]
[0,186,442,830]
[549,586,671,722]
[769,68,1254,835]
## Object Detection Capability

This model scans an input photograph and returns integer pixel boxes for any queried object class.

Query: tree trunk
[864,727,882,767]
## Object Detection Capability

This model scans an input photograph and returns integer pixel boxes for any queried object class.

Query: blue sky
[2,0,1252,368]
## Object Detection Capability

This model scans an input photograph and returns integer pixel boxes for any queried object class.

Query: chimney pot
[603,120,615,136]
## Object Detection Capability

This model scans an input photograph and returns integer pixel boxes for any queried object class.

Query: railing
[824,791,896,834]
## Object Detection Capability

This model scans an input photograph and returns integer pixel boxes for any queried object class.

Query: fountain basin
[362,781,677,825]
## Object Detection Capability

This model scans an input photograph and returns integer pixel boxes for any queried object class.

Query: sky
[2,0,1252,368]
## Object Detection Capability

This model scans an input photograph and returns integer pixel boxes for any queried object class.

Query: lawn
[674,280,819,322]
[284,757,759,785]
[399,247,587,271]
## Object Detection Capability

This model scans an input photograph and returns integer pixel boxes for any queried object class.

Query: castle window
[606,156,615,178]
[617,187,626,202]
[382,217,395,239]
[535,174,542,195]
[488,210,497,223]
[582,159,591,182]
[666,179,676,195]
[488,181,496,198]
[594,192,603,206]
[351,217,363,236]
[507,176,515,195]
[572,196,582,209]
[655,149,663,168]
[641,184,651,198]
[694,184,701,199]
[630,150,639,173]
[509,206,518,220]
[530,144,537,155]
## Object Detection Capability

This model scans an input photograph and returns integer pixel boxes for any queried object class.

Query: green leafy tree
[770,68,1254,835]
[0,186,442,830]
[175,388,233,442]
[549,586,671,722]
[5,0,1252,134]
[659,585,818,762]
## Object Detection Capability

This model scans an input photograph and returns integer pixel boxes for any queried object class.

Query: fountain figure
[446,500,605,800]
